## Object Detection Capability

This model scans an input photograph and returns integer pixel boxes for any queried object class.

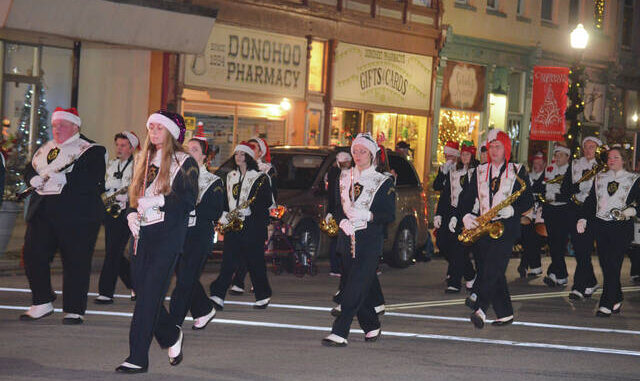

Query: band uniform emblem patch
[460,175,466,187]
[145,164,159,188]
[607,181,619,196]
[352,183,363,201]
[232,183,241,198]
[582,168,590,177]
[490,177,501,194]
[47,147,60,164]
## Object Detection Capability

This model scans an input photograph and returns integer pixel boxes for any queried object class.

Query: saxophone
[458,175,527,245]
[102,187,129,218]
[215,176,266,234]
[570,147,608,205]
[319,216,339,237]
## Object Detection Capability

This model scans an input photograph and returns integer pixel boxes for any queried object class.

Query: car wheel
[390,224,416,268]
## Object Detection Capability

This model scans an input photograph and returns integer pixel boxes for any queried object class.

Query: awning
[0,0,217,54]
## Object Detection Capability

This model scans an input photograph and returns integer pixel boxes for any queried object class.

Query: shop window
[308,41,325,93]
[412,0,433,7]
[508,72,523,114]
[622,0,634,48]
[330,108,361,146]
[516,0,525,15]
[541,0,553,21]
[437,110,480,164]
[486,0,497,10]
[306,108,323,145]
[488,93,507,131]
[507,116,521,160]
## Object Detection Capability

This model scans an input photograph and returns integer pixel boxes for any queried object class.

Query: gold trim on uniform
[47,147,60,164]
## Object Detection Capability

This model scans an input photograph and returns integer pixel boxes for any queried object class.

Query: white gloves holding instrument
[127,212,140,237]
[339,219,354,236]
[325,213,333,223]
[463,214,479,230]
[219,211,230,226]
[433,215,442,229]
[29,175,46,188]
[136,195,164,215]
[576,219,586,234]
[496,205,514,220]
[115,194,128,203]
[346,207,372,222]
[237,207,251,219]
[448,216,458,233]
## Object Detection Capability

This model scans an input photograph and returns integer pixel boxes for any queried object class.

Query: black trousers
[211,234,272,302]
[334,258,385,308]
[436,224,455,277]
[23,211,100,314]
[543,204,570,279]
[594,219,633,310]
[98,212,132,297]
[474,233,515,319]
[520,223,543,270]
[126,230,184,368]
[231,261,248,290]
[447,240,476,289]
[569,211,597,293]
[171,240,214,323]
[628,245,640,277]
[331,244,381,339]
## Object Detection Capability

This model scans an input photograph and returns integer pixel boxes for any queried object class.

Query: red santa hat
[460,141,476,156]
[582,136,602,147]
[251,137,271,163]
[52,107,81,127]
[122,130,139,150]
[234,141,256,160]
[443,141,460,157]
[192,122,209,152]
[530,151,545,162]
[485,129,512,179]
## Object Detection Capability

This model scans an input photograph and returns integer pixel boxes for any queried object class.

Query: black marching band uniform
[578,156,640,316]
[21,107,106,324]
[561,137,602,299]
[518,152,546,277]
[96,132,137,303]
[457,131,532,327]
[119,112,198,372]
[210,142,273,309]
[542,146,571,287]
[323,133,395,346]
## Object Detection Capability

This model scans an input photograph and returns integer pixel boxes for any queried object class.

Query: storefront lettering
[534,72,566,84]
[228,35,302,66]
[227,62,301,88]
[360,67,408,96]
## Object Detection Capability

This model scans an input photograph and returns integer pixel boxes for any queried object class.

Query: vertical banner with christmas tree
[530,66,569,141]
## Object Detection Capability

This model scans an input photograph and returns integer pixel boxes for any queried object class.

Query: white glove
[576,219,587,234]
[441,160,455,175]
[339,219,354,236]
[325,213,333,223]
[463,214,479,230]
[496,205,514,220]
[47,172,67,186]
[127,212,140,237]
[137,195,164,215]
[448,216,458,233]
[346,207,372,222]
[238,208,252,219]
[218,211,230,226]
[29,175,46,188]
[433,215,442,229]
[623,207,637,219]
[115,194,128,203]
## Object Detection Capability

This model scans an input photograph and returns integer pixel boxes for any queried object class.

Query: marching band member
[116,111,198,373]
[563,137,602,299]
[542,145,571,287]
[577,145,640,317]
[20,107,106,324]
[518,152,546,278]
[168,130,225,331]
[96,131,138,304]
[322,133,395,347]
[326,151,352,276]
[438,141,477,293]
[229,137,277,295]
[209,141,273,310]
[457,130,532,328]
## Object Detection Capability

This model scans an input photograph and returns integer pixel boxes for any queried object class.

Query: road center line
[1,304,639,358]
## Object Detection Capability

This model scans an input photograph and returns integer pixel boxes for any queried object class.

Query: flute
[133,151,151,255]
[350,168,356,259]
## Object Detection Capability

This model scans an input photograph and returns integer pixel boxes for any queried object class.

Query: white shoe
[193,308,216,330]
[254,297,270,309]
[229,285,245,294]
[584,285,599,296]
[528,267,542,276]
[322,333,348,346]
[20,302,54,320]
[210,295,224,308]
[465,277,476,290]
[374,304,385,315]
[168,329,183,366]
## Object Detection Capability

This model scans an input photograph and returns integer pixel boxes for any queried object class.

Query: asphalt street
[1,255,639,381]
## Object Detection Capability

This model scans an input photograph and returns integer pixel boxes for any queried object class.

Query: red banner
[530,66,569,141]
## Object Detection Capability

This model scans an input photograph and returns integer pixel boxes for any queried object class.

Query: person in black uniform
[542,145,571,287]
[115,111,198,373]
[229,136,277,295]
[518,151,546,278]
[322,133,395,347]
[457,130,532,328]
[577,145,640,317]
[326,151,352,276]
[209,141,273,310]
[20,107,106,325]
[95,131,138,304]
[167,130,225,331]
[563,136,603,299]
[438,141,478,293]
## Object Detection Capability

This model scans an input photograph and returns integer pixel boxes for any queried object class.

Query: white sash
[226,169,261,210]
[141,151,189,226]
[339,167,389,231]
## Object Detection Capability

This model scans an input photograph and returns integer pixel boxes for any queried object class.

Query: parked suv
[215,146,429,268]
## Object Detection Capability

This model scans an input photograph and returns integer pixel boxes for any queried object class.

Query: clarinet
[350,168,356,259]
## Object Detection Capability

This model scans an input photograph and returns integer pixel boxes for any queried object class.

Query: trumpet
[215,176,265,234]
[102,187,129,218]
[319,216,339,237]
[609,202,638,221]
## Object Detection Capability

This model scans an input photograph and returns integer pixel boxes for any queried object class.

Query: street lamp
[570,24,589,50]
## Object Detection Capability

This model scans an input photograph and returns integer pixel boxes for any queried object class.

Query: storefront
[330,42,433,181]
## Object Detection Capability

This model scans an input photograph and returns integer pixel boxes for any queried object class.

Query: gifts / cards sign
[530,66,569,142]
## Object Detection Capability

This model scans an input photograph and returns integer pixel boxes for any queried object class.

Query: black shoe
[331,307,341,317]
[517,265,527,279]
[115,364,148,374]
[130,294,137,302]
[94,297,114,305]
[445,286,461,294]
[332,294,341,305]
[19,310,54,321]
[543,276,556,287]
[491,318,514,326]
[321,338,347,347]
[596,310,611,318]
[470,312,485,329]
[62,316,84,325]
[364,329,381,342]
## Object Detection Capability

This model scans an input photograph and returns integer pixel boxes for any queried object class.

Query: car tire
[390,223,416,268]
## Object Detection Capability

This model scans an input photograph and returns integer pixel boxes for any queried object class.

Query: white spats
[374,305,385,315]
[365,329,380,339]
[64,313,83,320]
[465,277,476,290]
[22,302,53,319]
[230,285,244,294]
[119,362,143,370]
[324,334,348,344]
[193,308,216,330]
[168,329,183,359]
[210,295,224,307]
[254,298,270,309]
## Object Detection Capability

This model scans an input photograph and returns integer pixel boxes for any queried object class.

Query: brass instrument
[609,201,638,221]
[319,216,339,237]
[102,187,129,218]
[458,175,527,245]
[215,176,266,234]
[545,175,564,185]
[570,146,609,205]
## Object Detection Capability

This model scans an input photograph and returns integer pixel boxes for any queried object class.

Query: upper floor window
[487,0,497,10]
[622,0,634,48]
[516,0,525,15]
[455,0,468,4]
[541,0,553,21]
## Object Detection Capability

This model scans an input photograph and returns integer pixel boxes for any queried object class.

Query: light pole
[565,24,589,154]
